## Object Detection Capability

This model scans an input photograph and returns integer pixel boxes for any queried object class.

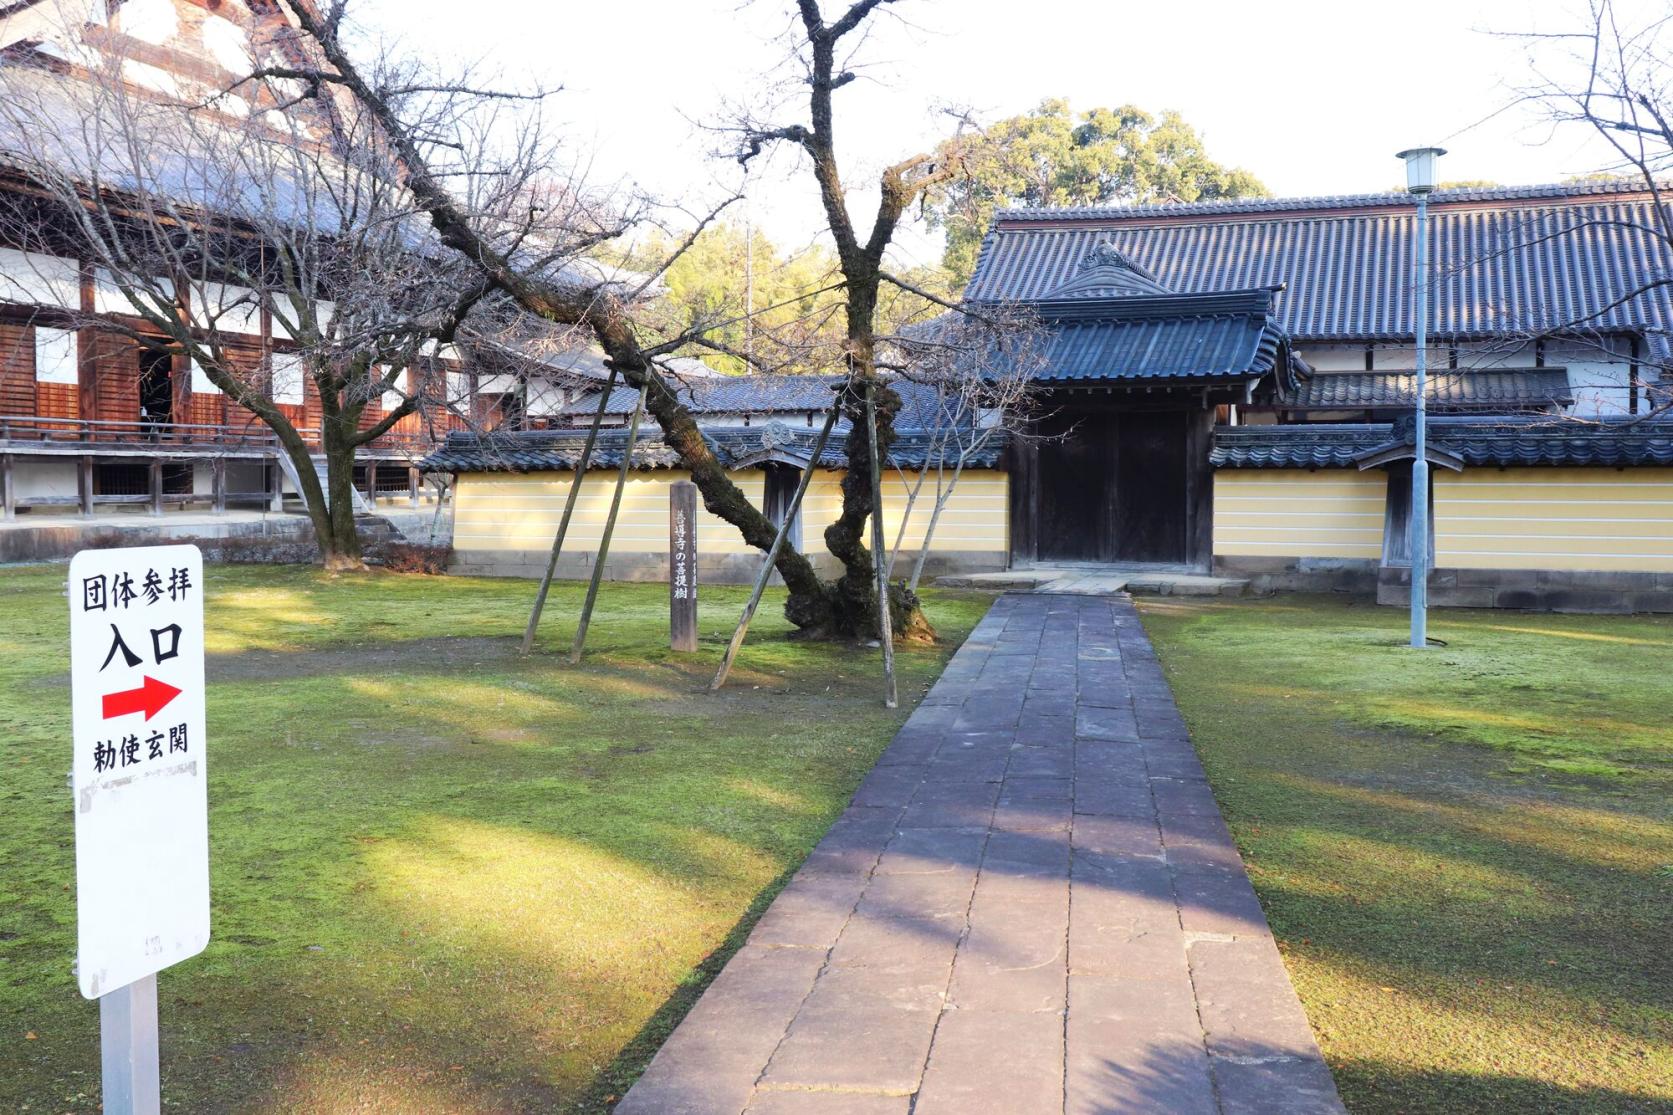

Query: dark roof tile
[1028,289,1285,383]
[421,421,1006,474]
[561,374,948,428]
[1212,417,1673,468]
[1281,368,1573,410]
[967,183,1673,343]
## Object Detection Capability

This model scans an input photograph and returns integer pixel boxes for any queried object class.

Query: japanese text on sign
[670,482,698,653]
[69,544,209,1000]
[672,508,692,600]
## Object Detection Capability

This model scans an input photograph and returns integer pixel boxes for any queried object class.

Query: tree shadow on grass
[1074,1044,1669,1115]
[1139,601,1673,1113]
[1217,754,1672,1031]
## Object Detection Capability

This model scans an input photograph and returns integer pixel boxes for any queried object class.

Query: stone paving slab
[618,593,1343,1115]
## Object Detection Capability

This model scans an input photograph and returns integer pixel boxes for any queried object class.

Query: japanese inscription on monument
[670,480,698,652]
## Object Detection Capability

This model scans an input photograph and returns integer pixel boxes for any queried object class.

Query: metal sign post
[68,543,210,1115]
[100,974,160,1115]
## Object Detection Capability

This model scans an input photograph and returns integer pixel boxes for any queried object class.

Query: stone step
[356,514,411,563]
[935,567,1251,598]
[1121,573,1250,597]
[933,571,1060,591]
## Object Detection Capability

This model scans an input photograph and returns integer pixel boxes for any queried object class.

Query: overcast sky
[357,0,1645,268]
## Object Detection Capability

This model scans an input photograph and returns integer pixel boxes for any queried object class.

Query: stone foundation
[1212,555,1381,595]
[1213,555,1673,613]
[0,510,410,565]
[1378,566,1673,614]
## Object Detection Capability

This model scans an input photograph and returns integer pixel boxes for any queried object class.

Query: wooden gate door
[1035,409,1116,562]
[1113,410,1189,564]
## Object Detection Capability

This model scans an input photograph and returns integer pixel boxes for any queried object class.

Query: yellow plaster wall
[1213,469,1386,560]
[800,469,1010,555]
[1434,468,1673,571]
[453,467,1010,561]
[453,469,764,557]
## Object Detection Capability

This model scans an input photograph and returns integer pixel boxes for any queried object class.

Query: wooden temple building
[430,181,1673,613]
[0,0,578,531]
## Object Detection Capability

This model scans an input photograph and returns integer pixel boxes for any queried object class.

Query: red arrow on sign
[102,676,182,721]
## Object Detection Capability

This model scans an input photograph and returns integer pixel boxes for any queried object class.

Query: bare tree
[0,12,613,567]
[881,309,1044,593]
[225,0,861,624]
[252,0,1015,642]
[1500,0,1673,418]
[724,0,981,640]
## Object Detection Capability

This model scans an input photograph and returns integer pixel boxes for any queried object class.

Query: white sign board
[69,544,209,1000]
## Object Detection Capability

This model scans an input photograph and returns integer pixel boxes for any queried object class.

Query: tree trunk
[280,439,337,559]
[318,416,366,572]
[818,336,933,642]
[590,338,836,636]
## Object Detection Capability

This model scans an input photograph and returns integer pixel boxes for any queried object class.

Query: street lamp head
[1396,147,1447,195]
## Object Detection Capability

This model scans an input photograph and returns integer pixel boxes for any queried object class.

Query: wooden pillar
[173,274,192,441]
[77,456,94,518]
[148,459,163,516]
[76,261,97,435]
[1186,407,1216,573]
[269,458,285,512]
[669,480,698,652]
[211,457,226,514]
[1006,431,1039,568]
[408,465,421,509]
[1,453,14,520]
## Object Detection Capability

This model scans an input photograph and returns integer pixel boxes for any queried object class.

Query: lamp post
[1397,146,1445,648]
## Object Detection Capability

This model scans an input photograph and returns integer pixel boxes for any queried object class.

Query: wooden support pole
[569,377,649,665]
[211,457,226,514]
[522,368,619,654]
[711,401,840,691]
[865,382,898,709]
[365,460,379,507]
[1,453,14,520]
[408,465,420,509]
[149,459,164,516]
[77,456,94,518]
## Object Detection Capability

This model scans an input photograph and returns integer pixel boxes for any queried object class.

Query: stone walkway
[617,594,1343,1115]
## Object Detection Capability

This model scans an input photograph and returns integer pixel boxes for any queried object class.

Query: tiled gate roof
[1029,290,1286,383]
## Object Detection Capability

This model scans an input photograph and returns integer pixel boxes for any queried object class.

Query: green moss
[0,564,988,1112]
[1139,595,1673,1115]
